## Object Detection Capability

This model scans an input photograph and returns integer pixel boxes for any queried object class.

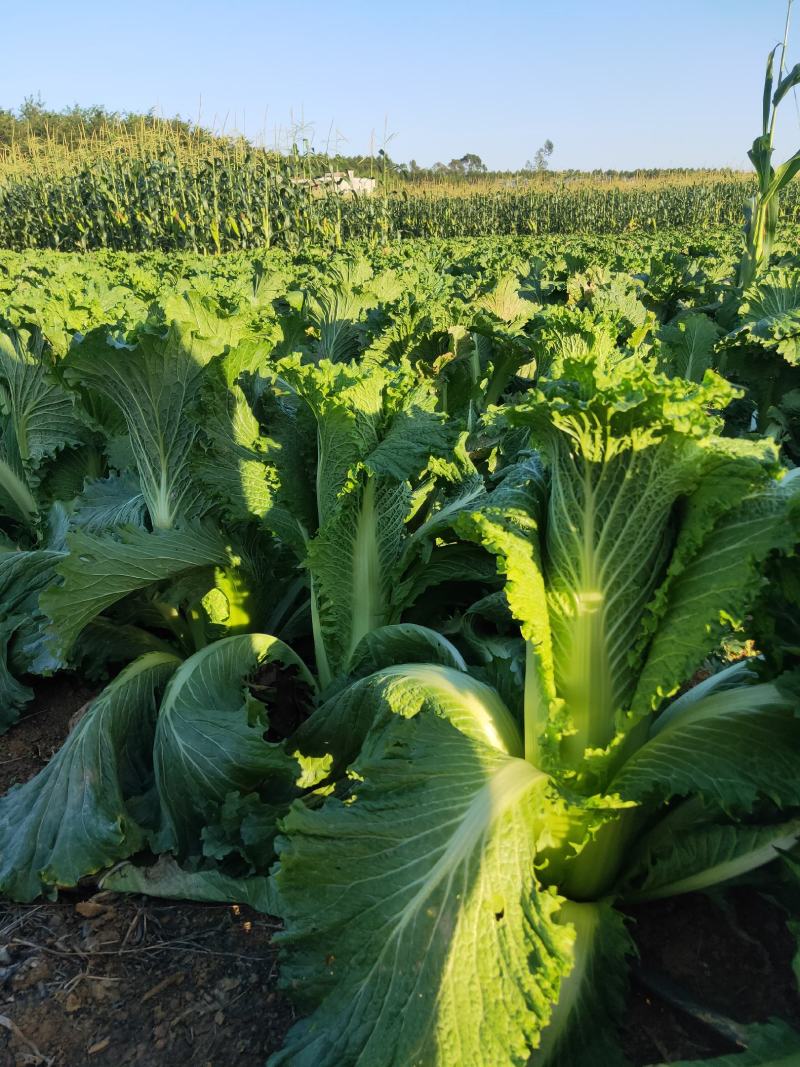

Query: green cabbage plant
[0,344,491,901]
[269,353,800,1066]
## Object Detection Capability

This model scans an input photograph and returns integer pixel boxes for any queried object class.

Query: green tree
[525,139,555,172]
[447,152,487,175]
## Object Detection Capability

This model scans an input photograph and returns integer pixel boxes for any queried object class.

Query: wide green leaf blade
[348,622,467,675]
[0,547,64,731]
[0,429,38,524]
[611,682,800,812]
[0,330,88,476]
[70,472,147,533]
[190,338,276,525]
[633,470,800,716]
[274,356,454,682]
[736,270,800,366]
[291,662,523,777]
[64,324,211,529]
[456,458,556,767]
[307,474,408,679]
[40,523,231,658]
[499,361,745,773]
[657,313,721,382]
[0,652,180,901]
[102,855,279,913]
[272,710,574,1067]
[397,541,500,610]
[153,633,311,857]
[530,901,633,1067]
[621,816,800,902]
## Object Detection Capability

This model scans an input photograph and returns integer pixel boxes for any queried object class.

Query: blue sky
[2,0,799,170]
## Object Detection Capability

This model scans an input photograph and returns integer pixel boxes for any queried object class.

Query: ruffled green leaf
[0,330,88,477]
[633,469,800,716]
[657,313,721,382]
[397,541,500,610]
[738,269,800,366]
[611,681,800,812]
[190,339,276,524]
[270,357,455,683]
[307,474,409,680]
[504,364,740,767]
[273,710,573,1067]
[620,814,800,902]
[40,523,231,659]
[70,472,146,532]
[64,322,215,529]
[463,357,791,791]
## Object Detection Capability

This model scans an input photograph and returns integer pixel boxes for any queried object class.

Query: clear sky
[2,0,800,171]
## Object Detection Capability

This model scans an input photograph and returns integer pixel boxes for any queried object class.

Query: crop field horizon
[2,146,800,252]
[1,112,799,253]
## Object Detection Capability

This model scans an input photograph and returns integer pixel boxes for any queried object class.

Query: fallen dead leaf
[141,972,185,1003]
[64,993,81,1013]
[88,1037,110,1055]
[90,981,120,1003]
[75,901,105,919]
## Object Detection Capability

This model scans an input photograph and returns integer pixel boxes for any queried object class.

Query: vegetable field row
[0,226,799,1065]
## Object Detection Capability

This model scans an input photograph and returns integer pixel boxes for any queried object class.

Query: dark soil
[1,686,799,1067]
[0,894,293,1067]
[622,891,800,1063]
[0,676,96,795]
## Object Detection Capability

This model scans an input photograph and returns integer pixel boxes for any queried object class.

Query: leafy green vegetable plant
[0,327,102,727]
[0,321,494,900]
[268,352,800,1066]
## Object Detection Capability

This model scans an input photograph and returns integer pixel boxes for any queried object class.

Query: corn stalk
[738,0,800,288]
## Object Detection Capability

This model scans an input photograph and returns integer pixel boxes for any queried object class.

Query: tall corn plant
[738,0,800,288]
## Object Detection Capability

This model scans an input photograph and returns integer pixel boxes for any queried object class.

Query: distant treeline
[0,97,221,150]
[0,98,747,183]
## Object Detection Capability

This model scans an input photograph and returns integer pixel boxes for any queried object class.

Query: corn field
[1,136,798,252]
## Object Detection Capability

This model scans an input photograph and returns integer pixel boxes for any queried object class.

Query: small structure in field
[291,169,376,196]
